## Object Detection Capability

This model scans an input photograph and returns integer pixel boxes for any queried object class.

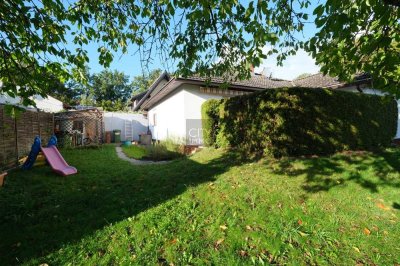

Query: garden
[0,145,399,265]
[121,140,184,161]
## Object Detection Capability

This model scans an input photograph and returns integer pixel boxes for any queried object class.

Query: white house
[132,71,291,144]
[0,94,64,113]
[131,71,400,145]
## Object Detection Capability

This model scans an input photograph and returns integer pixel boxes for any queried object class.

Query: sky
[254,49,320,80]
[83,42,320,81]
[75,1,321,81]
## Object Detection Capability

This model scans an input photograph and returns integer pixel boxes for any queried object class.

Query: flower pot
[0,172,7,187]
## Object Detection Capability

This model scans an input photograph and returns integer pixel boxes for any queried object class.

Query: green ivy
[202,88,397,157]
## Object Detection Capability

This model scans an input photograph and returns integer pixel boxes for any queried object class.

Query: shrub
[201,99,221,146]
[202,87,397,157]
[122,139,185,161]
[145,144,183,161]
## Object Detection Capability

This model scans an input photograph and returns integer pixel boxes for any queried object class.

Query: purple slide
[41,146,77,176]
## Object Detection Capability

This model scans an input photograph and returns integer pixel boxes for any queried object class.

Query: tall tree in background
[91,70,132,111]
[131,69,162,95]
[1,0,399,105]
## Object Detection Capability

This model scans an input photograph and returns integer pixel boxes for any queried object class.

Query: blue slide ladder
[22,135,58,170]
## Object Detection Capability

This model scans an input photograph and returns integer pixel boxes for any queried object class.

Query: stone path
[115,146,170,165]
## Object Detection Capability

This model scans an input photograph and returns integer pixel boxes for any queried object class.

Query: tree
[48,80,81,107]
[50,65,92,107]
[307,0,400,97]
[131,69,163,95]
[1,0,399,106]
[91,70,132,111]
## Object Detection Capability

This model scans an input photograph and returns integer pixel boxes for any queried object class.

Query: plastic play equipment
[22,136,42,170]
[22,135,58,169]
[41,146,77,176]
[22,135,77,176]
[47,135,57,147]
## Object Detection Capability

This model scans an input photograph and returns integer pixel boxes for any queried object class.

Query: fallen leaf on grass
[376,202,390,211]
[245,225,252,231]
[297,219,303,225]
[219,225,228,231]
[238,250,248,257]
[170,238,178,244]
[353,246,360,253]
[363,228,371,235]
[298,231,308,237]
[214,238,225,250]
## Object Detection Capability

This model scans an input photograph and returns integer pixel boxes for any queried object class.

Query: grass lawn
[0,145,399,265]
[121,145,148,159]
[122,144,184,161]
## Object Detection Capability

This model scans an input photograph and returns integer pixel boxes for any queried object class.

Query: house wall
[183,86,225,145]
[148,84,226,143]
[183,85,225,120]
[148,89,186,141]
[337,87,400,139]
[103,112,148,141]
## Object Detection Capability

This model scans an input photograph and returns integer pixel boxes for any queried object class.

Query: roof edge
[132,71,170,111]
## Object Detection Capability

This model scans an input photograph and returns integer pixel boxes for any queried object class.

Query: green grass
[0,145,399,265]
[122,143,184,161]
[121,145,148,159]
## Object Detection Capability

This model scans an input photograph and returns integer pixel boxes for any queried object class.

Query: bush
[202,87,397,157]
[122,140,185,161]
[201,99,221,146]
[145,144,183,161]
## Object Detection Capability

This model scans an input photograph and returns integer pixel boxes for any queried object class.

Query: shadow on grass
[269,149,400,194]
[0,146,242,265]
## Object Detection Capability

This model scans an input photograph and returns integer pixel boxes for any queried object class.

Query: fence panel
[0,105,54,170]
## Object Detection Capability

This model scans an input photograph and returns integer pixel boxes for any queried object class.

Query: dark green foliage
[202,88,397,157]
[201,99,222,146]
[131,69,163,95]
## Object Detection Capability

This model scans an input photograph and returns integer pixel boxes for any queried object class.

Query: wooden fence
[0,105,54,170]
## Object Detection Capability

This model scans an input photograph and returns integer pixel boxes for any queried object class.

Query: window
[153,113,157,126]
[72,120,83,132]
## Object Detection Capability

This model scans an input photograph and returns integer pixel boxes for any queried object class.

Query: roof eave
[132,71,170,111]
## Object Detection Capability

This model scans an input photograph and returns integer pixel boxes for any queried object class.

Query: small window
[153,113,157,126]
[73,121,83,132]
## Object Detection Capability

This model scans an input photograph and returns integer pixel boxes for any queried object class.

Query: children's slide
[41,146,78,176]
[22,136,42,170]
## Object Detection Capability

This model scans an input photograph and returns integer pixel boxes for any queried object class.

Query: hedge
[201,99,221,146]
[202,87,397,157]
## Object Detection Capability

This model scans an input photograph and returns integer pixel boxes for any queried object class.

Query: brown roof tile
[183,74,293,89]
